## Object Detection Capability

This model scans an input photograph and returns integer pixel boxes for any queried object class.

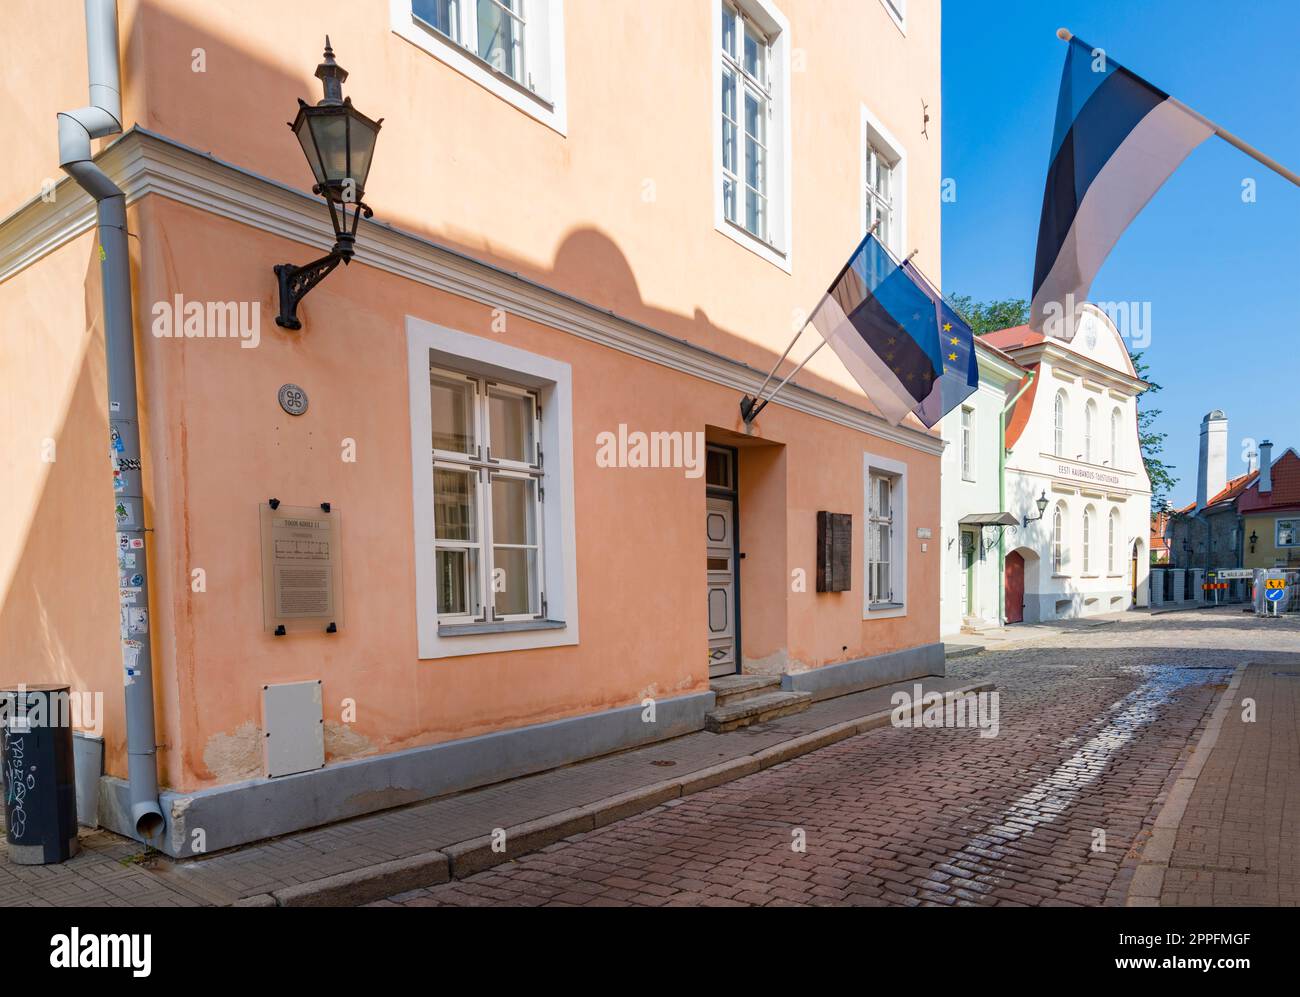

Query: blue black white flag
[1031,35,1214,337]
[810,234,971,428]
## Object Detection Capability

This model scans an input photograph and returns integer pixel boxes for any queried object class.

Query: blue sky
[942,0,1299,506]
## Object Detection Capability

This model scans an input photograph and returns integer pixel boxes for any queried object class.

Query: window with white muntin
[415,0,528,85]
[864,452,907,617]
[398,0,567,133]
[430,366,546,623]
[861,105,906,257]
[960,406,975,482]
[714,0,791,271]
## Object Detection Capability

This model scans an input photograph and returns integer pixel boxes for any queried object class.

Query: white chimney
[1259,440,1273,493]
[1197,410,1228,510]
[1247,445,1260,474]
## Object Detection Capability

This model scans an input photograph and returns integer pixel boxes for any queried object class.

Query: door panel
[706,496,737,677]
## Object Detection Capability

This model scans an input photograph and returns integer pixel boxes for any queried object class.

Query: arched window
[1053,503,1066,574]
[1054,390,1067,457]
[1110,407,1122,467]
[1084,400,1097,462]
[1108,509,1121,573]
[1083,505,1096,573]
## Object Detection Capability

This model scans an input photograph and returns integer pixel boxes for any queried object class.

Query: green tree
[945,294,1029,336]
[1130,351,1177,510]
[946,294,1177,510]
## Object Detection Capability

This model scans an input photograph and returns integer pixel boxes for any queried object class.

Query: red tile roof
[980,325,1044,351]
[1238,449,1300,513]
[1176,470,1259,514]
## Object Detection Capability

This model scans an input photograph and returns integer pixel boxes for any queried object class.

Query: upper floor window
[960,406,974,481]
[399,0,567,133]
[1053,390,1067,457]
[1110,407,1121,467]
[1084,399,1097,462]
[714,0,791,270]
[879,0,906,31]
[862,105,906,257]
[1277,518,1300,547]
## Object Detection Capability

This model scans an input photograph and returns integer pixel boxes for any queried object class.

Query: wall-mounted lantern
[274,38,383,330]
[1022,490,1049,528]
[1250,530,1259,553]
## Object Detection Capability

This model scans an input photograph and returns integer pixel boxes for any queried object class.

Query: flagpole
[743,248,920,425]
[1057,27,1300,188]
[740,221,882,423]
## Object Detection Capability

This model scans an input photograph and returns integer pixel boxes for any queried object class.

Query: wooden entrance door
[1004,550,1025,624]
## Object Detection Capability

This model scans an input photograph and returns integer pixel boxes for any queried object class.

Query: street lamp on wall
[1023,490,1049,528]
[274,38,383,330]
[1250,530,1258,553]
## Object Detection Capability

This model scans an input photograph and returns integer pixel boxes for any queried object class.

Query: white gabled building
[984,305,1151,622]
[939,340,1027,636]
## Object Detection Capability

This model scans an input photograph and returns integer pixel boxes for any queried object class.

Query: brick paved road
[380,610,1300,907]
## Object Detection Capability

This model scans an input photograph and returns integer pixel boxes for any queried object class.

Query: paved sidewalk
[1157,663,1300,906]
[1,672,982,906]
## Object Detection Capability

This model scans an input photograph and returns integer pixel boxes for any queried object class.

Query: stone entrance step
[709,673,783,708]
[705,688,812,733]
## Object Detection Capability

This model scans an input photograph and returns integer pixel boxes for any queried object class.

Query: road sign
[1215,569,1253,580]
[1265,578,1286,590]
[1265,588,1285,602]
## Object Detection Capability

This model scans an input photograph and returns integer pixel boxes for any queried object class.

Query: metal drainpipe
[999,368,1037,622]
[57,0,164,841]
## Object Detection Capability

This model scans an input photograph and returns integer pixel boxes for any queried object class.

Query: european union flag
[904,259,978,427]
[811,234,968,427]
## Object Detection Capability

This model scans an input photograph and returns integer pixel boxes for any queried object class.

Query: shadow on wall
[2,3,912,780]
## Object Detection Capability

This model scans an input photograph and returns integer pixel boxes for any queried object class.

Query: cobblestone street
[380,610,1300,907]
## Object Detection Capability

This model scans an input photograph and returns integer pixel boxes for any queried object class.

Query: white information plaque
[259,503,343,634]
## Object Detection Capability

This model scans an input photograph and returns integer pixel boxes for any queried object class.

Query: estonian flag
[810,234,971,428]
[1031,35,1214,337]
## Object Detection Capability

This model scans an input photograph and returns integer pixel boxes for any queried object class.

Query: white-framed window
[1052,502,1067,574]
[395,0,568,134]
[1110,407,1121,467]
[1084,399,1097,462]
[878,0,906,33]
[1083,504,1096,573]
[1053,389,1067,457]
[714,0,791,271]
[430,367,544,623]
[1277,518,1300,547]
[1109,508,1121,572]
[408,316,579,658]
[864,452,907,617]
[960,406,974,481]
[861,104,907,257]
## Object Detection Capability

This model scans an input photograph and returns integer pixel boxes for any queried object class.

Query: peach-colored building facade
[1,0,946,853]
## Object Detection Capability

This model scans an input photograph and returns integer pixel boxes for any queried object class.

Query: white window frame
[960,406,975,482]
[878,0,906,35]
[864,452,907,619]
[1082,504,1096,574]
[392,0,568,135]
[1110,407,1121,467]
[1276,518,1300,548]
[713,0,792,272]
[1108,509,1120,573]
[1053,389,1067,457]
[861,104,907,257]
[429,368,545,624]
[1084,399,1097,463]
[408,316,578,658]
[1052,502,1067,575]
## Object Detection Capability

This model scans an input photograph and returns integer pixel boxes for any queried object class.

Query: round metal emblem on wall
[278,383,309,416]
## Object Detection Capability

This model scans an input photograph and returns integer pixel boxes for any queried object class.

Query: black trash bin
[2,685,80,864]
